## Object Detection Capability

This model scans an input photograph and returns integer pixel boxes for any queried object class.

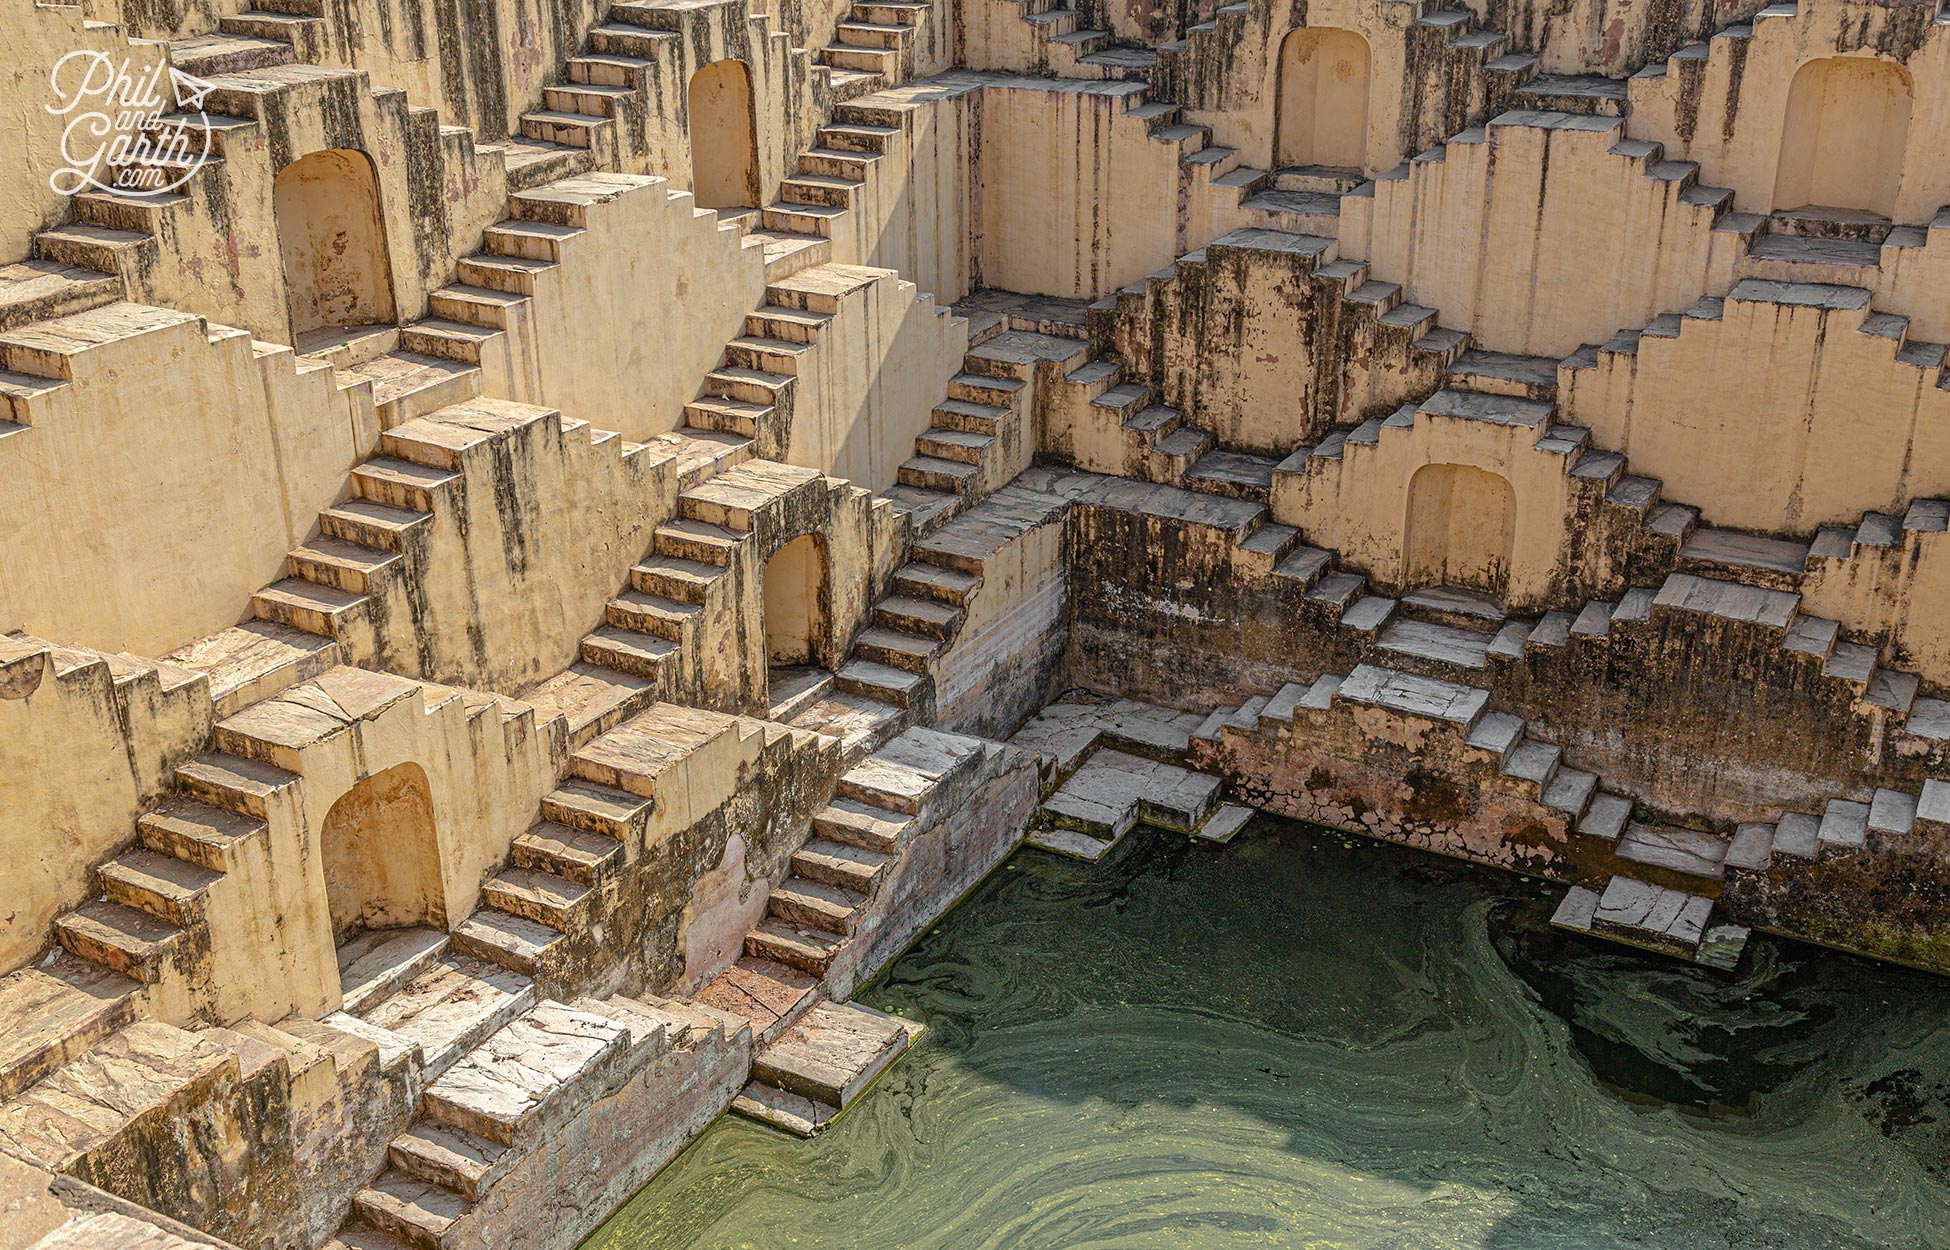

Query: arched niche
[319,761,444,945]
[274,147,397,345]
[1773,57,1912,218]
[689,58,761,211]
[1274,27,1372,173]
[1404,462,1516,598]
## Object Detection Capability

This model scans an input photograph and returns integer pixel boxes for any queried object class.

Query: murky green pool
[583,818,1950,1249]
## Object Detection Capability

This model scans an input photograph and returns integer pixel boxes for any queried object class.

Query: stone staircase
[0,667,552,1186]
[575,457,872,714]
[689,726,992,999]
[460,702,840,991]
[332,990,746,1250]
[245,391,744,740]
[689,261,964,465]
[1191,661,1751,966]
[1569,275,1950,407]
[730,998,919,1134]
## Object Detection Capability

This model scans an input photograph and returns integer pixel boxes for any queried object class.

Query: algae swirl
[584,819,1950,1250]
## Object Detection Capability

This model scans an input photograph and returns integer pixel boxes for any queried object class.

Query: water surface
[585,819,1950,1249]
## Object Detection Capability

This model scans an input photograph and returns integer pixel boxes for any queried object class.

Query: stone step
[316,499,433,554]
[1336,663,1489,727]
[0,956,140,1100]
[95,849,217,928]
[852,626,941,673]
[387,1121,510,1203]
[351,1170,471,1250]
[287,535,401,594]
[749,1000,914,1113]
[252,577,366,637]
[630,556,727,603]
[538,779,654,840]
[510,822,623,886]
[872,594,962,639]
[811,797,913,853]
[448,910,561,979]
[0,1021,233,1175]
[337,927,452,1018]
[769,877,867,935]
[654,517,745,565]
[481,866,594,932]
[1677,526,1810,590]
[745,916,844,976]
[835,658,925,708]
[605,588,700,640]
[53,899,184,984]
[135,796,266,874]
[172,751,297,819]
[898,454,979,497]
[692,956,820,1046]
[1616,821,1729,880]
[1374,617,1492,671]
[791,838,892,893]
[578,624,677,681]
[891,560,981,605]
[356,956,536,1082]
[420,1001,631,1147]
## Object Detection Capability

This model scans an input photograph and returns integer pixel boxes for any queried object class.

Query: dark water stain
[585,818,1950,1250]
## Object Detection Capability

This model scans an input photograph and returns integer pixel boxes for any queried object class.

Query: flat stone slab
[1617,822,1728,879]
[1197,804,1254,844]
[1679,526,1810,575]
[1377,617,1492,669]
[1007,699,1200,773]
[1653,574,1798,629]
[1338,663,1489,725]
[1818,799,1870,850]
[693,956,818,1044]
[420,1001,627,1146]
[1026,825,1119,861]
[752,1001,917,1110]
[1590,876,1714,957]
[732,1080,834,1137]
[1724,823,1777,871]
[1771,812,1821,857]
[337,926,450,1016]
[1550,885,1601,933]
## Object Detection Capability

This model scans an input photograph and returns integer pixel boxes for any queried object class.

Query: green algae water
[583,819,1950,1249]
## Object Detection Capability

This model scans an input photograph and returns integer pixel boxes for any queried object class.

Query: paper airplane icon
[168,67,217,111]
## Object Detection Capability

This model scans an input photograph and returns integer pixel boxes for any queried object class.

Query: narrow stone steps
[768,877,867,935]
[790,838,891,893]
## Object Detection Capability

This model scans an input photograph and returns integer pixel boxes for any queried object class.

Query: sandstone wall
[0,307,371,657]
[1558,285,1950,535]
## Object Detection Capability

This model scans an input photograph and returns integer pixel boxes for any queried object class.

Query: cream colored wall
[346,400,666,693]
[826,77,980,304]
[1219,0,1413,176]
[104,71,501,347]
[0,644,144,973]
[975,80,1182,298]
[275,149,399,335]
[471,174,769,444]
[1345,114,1743,357]
[779,267,968,491]
[1465,0,1768,76]
[0,305,371,657]
[0,5,168,264]
[215,667,557,1020]
[1627,6,1950,224]
[1272,409,1578,609]
[1559,290,1950,534]
[1802,531,1950,690]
